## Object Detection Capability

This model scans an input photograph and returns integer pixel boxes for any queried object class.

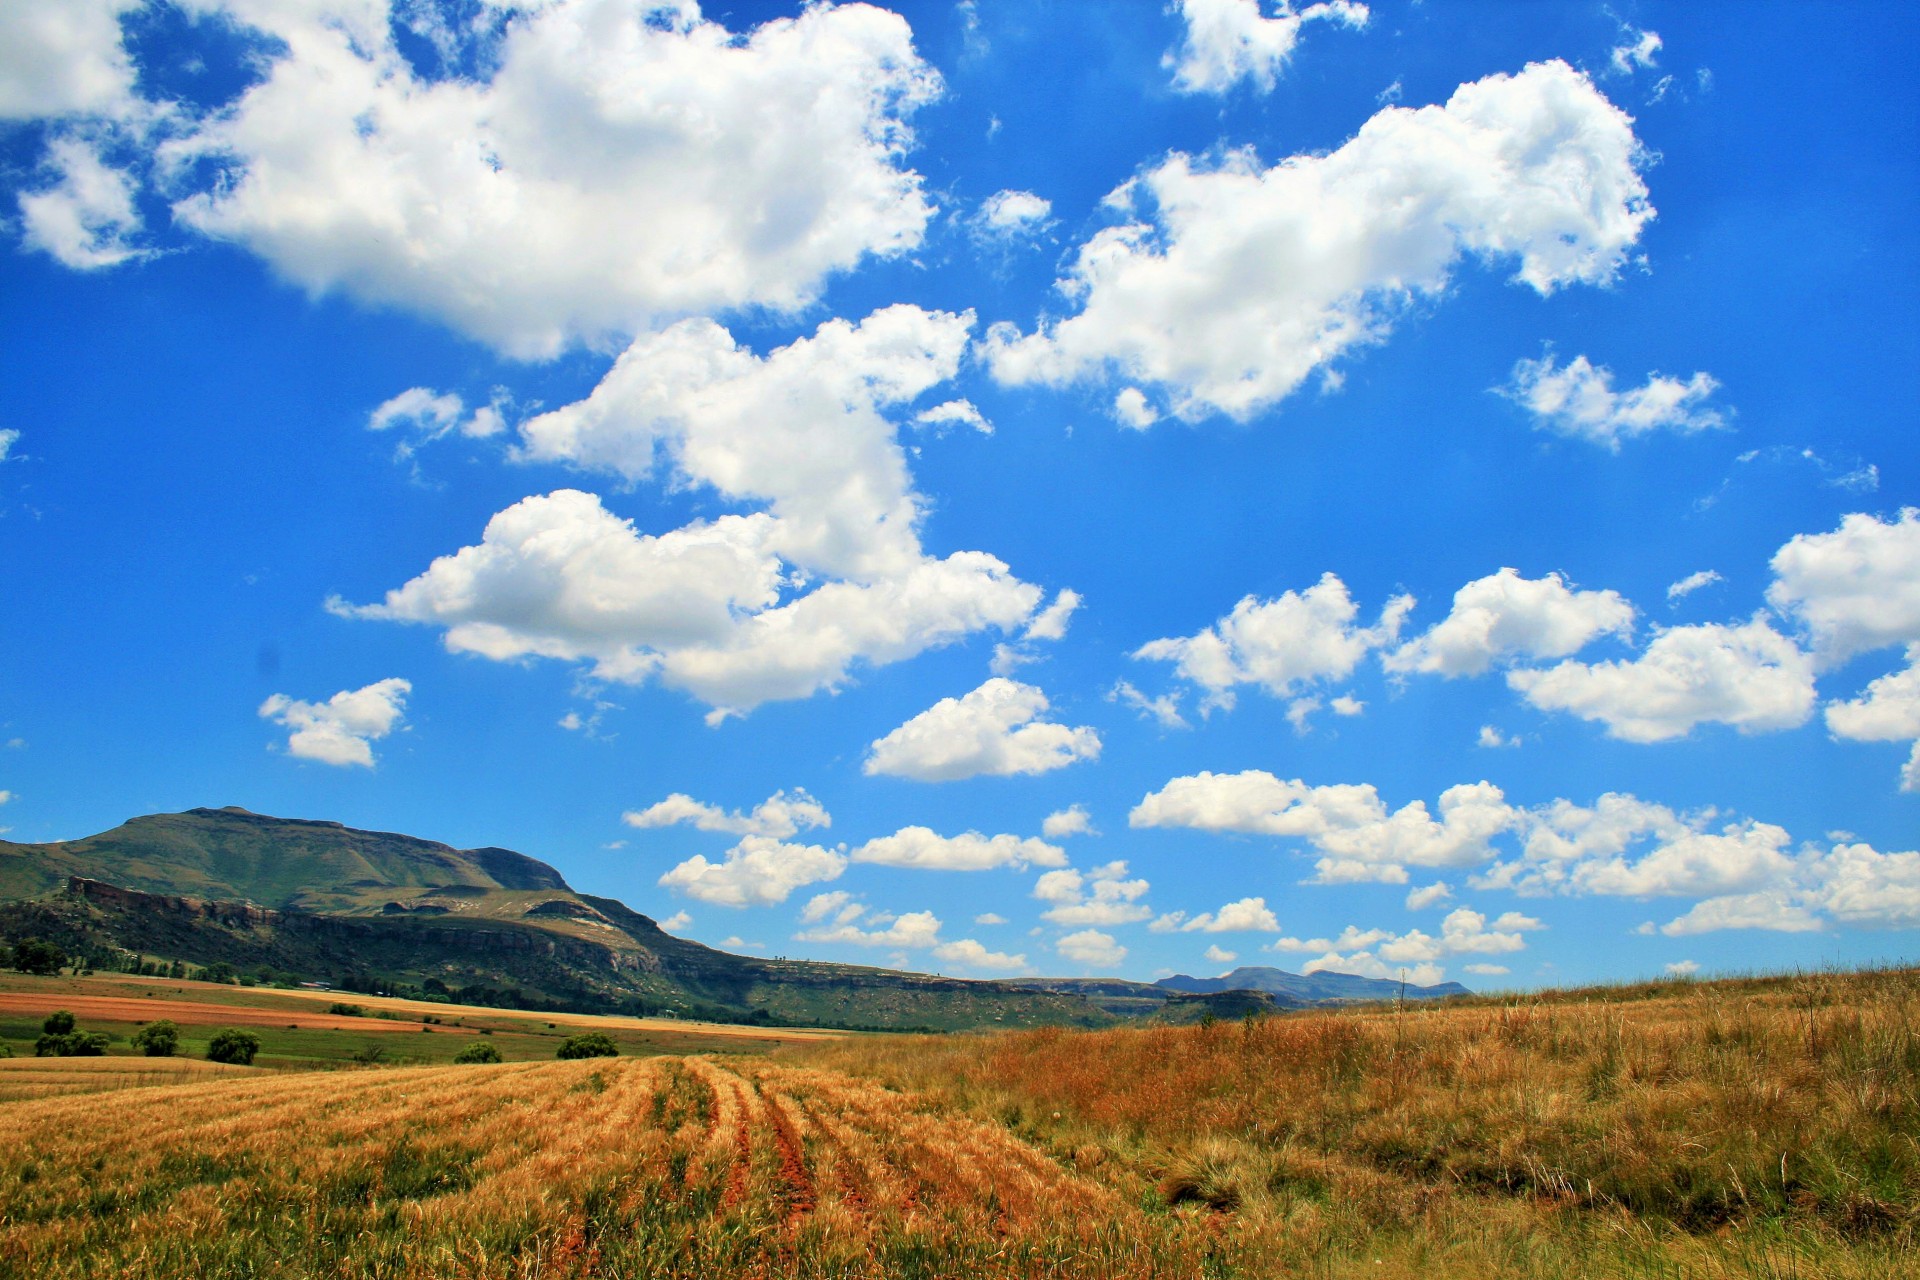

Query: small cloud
[974,912,1008,926]
[1376,78,1402,105]
[1405,882,1453,910]
[1477,725,1520,749]
[970,189,1053,246]
[1330,695,1364,716]
[1665,959,1700,976]
[1609,27,1662,76]
[1109,680,1188,730]
[0,430,18,462]
[1203,944,1237,965]
[1463,963,1509,976]
[1112,387,1158,430]
[1042,804,1096,839]
[1286,696,1321,735]
[913,399,994,435]
[1056,928,1126,969]
[1667,569,1724,602]
[659,911,691,932]
[601,839,627,850]
[259,678,411,768]
[719,936,766,952]
[1501,351,1725,449]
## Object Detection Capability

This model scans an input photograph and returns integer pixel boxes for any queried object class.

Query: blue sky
[1,0,1915,989]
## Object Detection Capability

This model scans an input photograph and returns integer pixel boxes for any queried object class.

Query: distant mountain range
[0,807,1472,1031]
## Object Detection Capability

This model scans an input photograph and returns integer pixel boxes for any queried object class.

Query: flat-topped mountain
[0,807,1103,1032]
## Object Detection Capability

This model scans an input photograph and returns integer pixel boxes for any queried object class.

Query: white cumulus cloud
[1500,352,1723,449]
[1135,573,1412,710]
[18,136,147,269]
[1035,861,1152,926]
[1507,617,1816,742]
[864,677,1100,781]
[1767,508,1920,666]
[623,789,829,840]
[658,836,846,908]
[156,0,942,356]
[852,826,1066,872]
[1056,928,1126,969]
[259,677,411,768]
[1041,805,1095,839]
[0,0,139,121]
[1165,0,1369,96]
[1825,647,1920,792]
[1131,771,1516,884]
[341,309,1044,717]
[1667,569,1723,602]
[1386,568,1633,677]
[985,61,1651,420]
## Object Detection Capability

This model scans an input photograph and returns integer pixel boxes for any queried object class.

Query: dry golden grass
[0,1055,250,1103]
[0,1054,1209,1278]
[1,968,1913,1278]
[799,966,1920,1278]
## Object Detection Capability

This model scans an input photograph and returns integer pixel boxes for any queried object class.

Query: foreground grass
[0,968,1912,1278]
[799,966,1920,1278]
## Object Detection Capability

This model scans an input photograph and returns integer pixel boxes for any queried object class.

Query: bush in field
[556,1033,618,1060]
[34,1010,110,1057]
[132,1020,180,1057]
[11,938,66,975]
[454,1041,502,1064]
[327,1002,365,1017]
[206,1028,261,1065]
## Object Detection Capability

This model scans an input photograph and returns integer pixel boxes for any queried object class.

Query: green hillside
[0,807,1108,1033]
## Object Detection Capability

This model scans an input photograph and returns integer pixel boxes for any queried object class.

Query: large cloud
[1133,573,1411,710]
[658,836,847,907]
[985,61,1651,420]
[340,308,1046,717]
[1386,568,1633,677]
[1507,617,1815,742]
[258,677,411,768]
[1767,508,1920,666]
[1130,771,1516,884]
[864,678,1100,781]
[0,0,139,120]
[138,0,940,356]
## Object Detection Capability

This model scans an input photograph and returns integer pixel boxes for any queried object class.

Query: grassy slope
[0,809,1113,1033]
[0,967,1912,1277]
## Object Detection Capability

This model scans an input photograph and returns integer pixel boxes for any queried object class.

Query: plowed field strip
[0,992,466,1033]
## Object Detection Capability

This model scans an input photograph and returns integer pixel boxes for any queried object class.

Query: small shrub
[351,1043,387,1065]
[41,1010,76,1036]
[132,1020,180,1057]
[206,1029,261,1065]
[454,1041,502,1064]
[327,1002,365,1017]
[556,1033,618,1060]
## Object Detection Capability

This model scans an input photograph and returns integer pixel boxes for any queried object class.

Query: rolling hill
[0,807,1105,1032]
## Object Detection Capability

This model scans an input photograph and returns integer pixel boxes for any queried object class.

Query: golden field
[0,967,1914,1278]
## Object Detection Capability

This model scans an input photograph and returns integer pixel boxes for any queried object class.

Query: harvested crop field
[0,1055,250,1103]
[0,991,469,1035]
[0,1056,1187,1279]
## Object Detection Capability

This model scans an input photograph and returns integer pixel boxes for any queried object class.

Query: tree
[454,1041,502,1064]
[35,1011,109,1057]
[555,1033,618,1060]
[206,1029,261,1065]
[11,938,67,976]
[132,1020,180,1057]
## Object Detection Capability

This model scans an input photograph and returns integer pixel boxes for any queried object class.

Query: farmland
[0,967,1914,1277]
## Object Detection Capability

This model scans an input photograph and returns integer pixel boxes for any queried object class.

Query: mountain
[1155,966,1471,1003]
[0,807,1106,1032]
